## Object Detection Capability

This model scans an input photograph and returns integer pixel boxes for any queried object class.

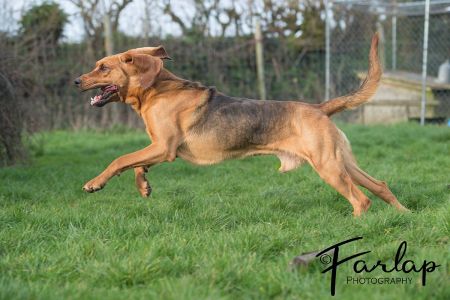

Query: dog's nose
[74,77,81,85]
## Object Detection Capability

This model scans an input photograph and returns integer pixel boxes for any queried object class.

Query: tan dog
[75,33,408,216]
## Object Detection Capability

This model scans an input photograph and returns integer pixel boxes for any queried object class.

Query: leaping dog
[75,33,408,216]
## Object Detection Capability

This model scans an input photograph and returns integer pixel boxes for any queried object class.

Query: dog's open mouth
[90,85,119,107]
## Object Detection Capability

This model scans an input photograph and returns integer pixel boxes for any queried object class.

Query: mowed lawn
[0,123,449,300]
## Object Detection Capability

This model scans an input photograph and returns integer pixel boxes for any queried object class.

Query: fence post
[420,0,430,126]
[376,22,386,70]
[325,0,331,101]
[103,13,113,56]
[392,3,397,71]
[102,6,121,126]
[254,18,266,100]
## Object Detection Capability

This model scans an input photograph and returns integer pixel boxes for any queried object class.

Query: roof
[331,0,450,16]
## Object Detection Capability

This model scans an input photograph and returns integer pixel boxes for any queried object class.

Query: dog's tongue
[90,95,103,105]
[90,85,118,106]
[102,85,117,93]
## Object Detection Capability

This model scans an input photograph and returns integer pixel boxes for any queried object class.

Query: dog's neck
[156,68,183,82]
[124,69,176,113]
[127,68,210,115]
[126,68,211,116]
[151,69,204,91]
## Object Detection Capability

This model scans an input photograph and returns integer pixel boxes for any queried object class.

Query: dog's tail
[318,33,382,116]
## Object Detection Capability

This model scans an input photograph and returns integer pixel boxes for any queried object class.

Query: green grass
[0,123,449,300]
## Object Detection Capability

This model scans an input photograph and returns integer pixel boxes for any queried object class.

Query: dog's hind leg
[309,157,372,217]
[333,128,409,212]
[346,163,409,212]
[336,131,408,211]
[289,118,371,216]
[134,166,152,197]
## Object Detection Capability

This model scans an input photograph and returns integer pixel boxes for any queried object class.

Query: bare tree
[142,0,155,43]
[69,0,133,58]
[69,0,134,126]
[163,0,229,37]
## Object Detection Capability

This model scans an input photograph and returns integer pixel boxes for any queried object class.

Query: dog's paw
[397,205,411,213]
[137,180,152,197]
[82,178,106,193]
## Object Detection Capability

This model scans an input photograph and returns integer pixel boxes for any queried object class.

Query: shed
[357,71,450,124]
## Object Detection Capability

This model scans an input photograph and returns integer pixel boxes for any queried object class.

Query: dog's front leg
[82,144,173,193]
[134,166,151,197]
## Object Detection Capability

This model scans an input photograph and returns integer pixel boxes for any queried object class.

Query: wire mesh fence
[326,0,450,124]
[1,0,449,166]
[1,23,326,131]
[1,0,449,134]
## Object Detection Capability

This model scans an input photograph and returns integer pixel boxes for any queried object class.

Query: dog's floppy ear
[120,52,163,90]
[129,46,172,60]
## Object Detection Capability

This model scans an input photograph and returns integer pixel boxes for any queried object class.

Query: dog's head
[74,46,170,107]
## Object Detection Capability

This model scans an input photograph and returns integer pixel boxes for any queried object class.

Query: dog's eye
[99,65,108,72]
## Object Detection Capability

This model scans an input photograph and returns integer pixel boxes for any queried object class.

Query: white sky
[0,0,248,42]
[0,0,195,41]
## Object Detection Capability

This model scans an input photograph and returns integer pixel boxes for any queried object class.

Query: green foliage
[24,133,47,158]
[0,73,28,167]
[0,124,449,299]
[20,2,68,44]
